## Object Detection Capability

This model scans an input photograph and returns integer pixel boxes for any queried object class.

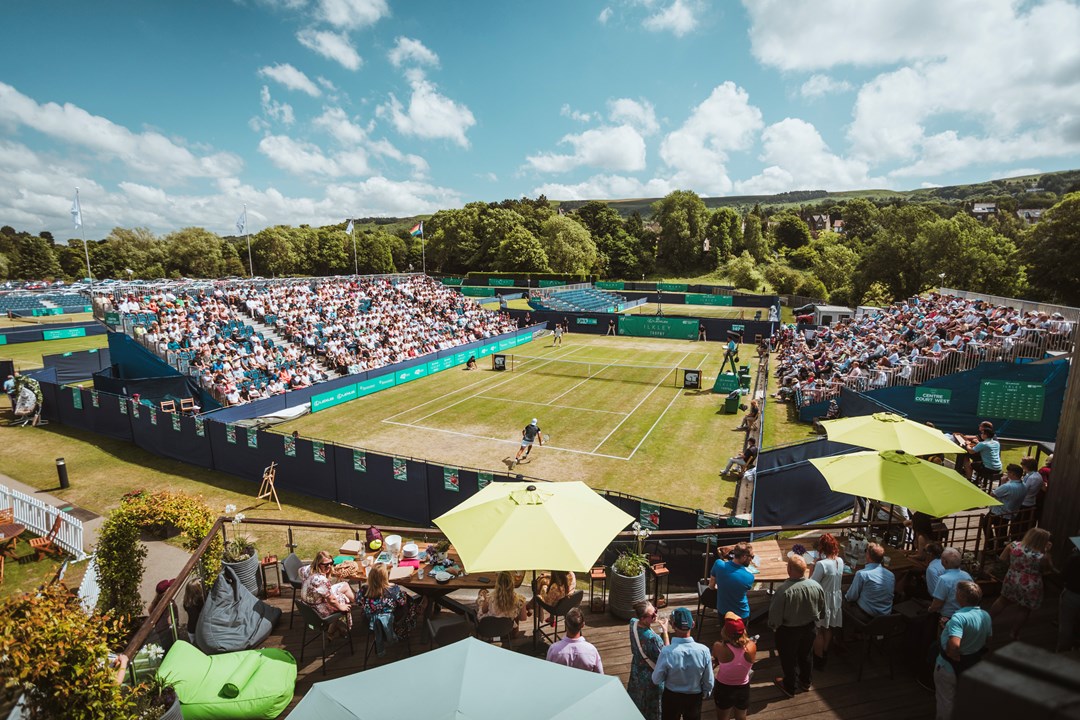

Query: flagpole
[242,204,253,277]
[421,223,426,276]
[347,220,357,276]
[74,188,92,293]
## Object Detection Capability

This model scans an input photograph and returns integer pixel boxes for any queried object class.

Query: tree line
[2,187,1079,306]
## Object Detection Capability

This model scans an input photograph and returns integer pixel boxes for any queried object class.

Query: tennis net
[500,354,684,387]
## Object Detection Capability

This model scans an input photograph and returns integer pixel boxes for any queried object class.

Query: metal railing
[0,484,86,559]
[940,287,1080,322]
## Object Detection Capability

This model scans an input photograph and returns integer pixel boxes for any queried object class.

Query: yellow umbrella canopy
[809,449,1001,517]
[822,412,964,456]
[434,481,635,573]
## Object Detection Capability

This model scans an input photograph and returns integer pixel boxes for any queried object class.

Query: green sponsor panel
[476,343,497,358]
[43,327,86,340]
[310,383,359,412]
[712,372,740,393]
[460,286,496,297]
[539,280,565,288]
[0,335,6,346]
[488,278,515,286]
[658,282,688,292]
[497,338,517,351]
[453,351,472,365]
[427,355,458,374]
[440,277,464,286]
[977,380,1044,422]
[105,311,121,325]
[685,293,732,306]
[356,374,396,398]
[576,317,598,325]
[395,364,428,385]
[83,305,92,312]
[618,315,698,340]
[595,281,624,290]
[914,387,952,405]
[514,333,532,346]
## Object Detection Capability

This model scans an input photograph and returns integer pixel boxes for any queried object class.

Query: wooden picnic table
[719,536,917,584]
[0,523,26,557]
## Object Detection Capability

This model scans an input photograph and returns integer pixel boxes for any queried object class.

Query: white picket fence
[0,484,86,560]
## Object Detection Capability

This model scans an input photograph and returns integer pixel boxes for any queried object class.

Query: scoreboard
[976,380,1045,422]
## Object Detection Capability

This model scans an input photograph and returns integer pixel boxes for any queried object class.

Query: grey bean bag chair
[196,564,282,654]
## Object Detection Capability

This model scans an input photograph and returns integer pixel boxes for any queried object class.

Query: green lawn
[281,334,754,514]
[0,335,110,371]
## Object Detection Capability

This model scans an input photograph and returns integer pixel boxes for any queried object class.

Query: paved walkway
[0,473,191,608]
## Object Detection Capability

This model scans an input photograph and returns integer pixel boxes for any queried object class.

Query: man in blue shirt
[845,543,895,620]
[980,465,1026,548]
[966,426,1002,476]
[928,548,973,619]
[934,581,991,720]
[708,543,755,621]
[651,607,713,719]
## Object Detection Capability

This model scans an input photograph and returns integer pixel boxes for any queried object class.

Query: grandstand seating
[530,287,625,313]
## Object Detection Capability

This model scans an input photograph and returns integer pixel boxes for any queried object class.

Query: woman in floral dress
[360,562,426,639]
[300,550,356,633]
[990,527,1055,640]
[627,600,669,720]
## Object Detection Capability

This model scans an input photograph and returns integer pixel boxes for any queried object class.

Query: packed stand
[772,293,1074,407]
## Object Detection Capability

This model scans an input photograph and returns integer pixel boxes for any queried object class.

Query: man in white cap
[514,418,543,465]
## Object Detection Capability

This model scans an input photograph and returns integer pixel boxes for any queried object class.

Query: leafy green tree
[762,263,803,294]
[810,235,859,294]
[771,213,811,250]
[913,215,1023,297]
[359,231,398,274]
[221,240,246,277]
[860,281,893,307]
[1021,191,1080,304]
[426,206,481,273]
[740,214,769,262]
[538,215,597,274]
[652,190,708,272]
[841,198,881,242]
[56,243,88,280]
[250,226,298,277]
[94,227,166,279]
[164,227,225,278]
[787,245,817,270]
[854,228,920,300]
[796,275,829,301]
[13,234,61,279]
[495,226,550,272]
[704,207,740,268]
[726,251,764,291]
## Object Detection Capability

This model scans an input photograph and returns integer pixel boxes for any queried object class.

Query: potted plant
[221,506,259,596]
[130,675,181,720]
[432,539,451,565]
[609,522,650,620]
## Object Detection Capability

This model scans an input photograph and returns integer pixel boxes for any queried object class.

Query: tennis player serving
[514,418,544,466]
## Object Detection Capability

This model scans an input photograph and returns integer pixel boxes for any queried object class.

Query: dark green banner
[595,281,624,290]
[310,384,359,412]
[105,311,121,325]
[618,315,698,339]
[441,277,464,285]
[539,280,565,288]
[356,374,396,398]
[658,282,688,292]
[685,293,733,306]
[576,318,598,325]
[460,286,496,297]
[488,278,515,286]
[43,327,86,340]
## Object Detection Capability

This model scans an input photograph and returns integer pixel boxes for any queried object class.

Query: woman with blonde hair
[360,562,425,639]
[990,527,1056,640]
[300,550,356,635]
[711,612,757,720]
[477,571,529,634]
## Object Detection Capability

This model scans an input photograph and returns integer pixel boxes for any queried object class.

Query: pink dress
[1002,541,1044,609]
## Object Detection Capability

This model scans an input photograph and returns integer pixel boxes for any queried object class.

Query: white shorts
[520,439,534,448]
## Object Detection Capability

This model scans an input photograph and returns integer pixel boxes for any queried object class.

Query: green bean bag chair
[157,640,296,720]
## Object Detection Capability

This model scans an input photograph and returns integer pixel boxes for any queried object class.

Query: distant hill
[554,168,1080,217]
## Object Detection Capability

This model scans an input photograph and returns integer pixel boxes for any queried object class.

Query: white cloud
[377,73,475,147]
[560,104,595,123]
[658,81,763,194]
[0,82,242,180]
[598,7,613,24]
[533,174,675,201]
[608,98,659,135]
[735,118,882,194]
[799,74,853,99]
[526,125,647,174]
[258,134,369,177]
[316,0,389,30]
[297,29,362,71]
[312,107,368,145]
[643,0,698,37]
[387,37,439,68]
[258,86,295,127]
[257,63,321,97]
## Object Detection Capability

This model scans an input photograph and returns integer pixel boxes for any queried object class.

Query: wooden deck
[254,585,1065,719]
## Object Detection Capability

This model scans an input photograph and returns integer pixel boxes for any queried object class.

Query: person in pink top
[710,613,757,720]
[545,607,604,673]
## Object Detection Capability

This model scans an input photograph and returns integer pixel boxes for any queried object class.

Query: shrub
[795,275,829,301]
[726,251,764,291]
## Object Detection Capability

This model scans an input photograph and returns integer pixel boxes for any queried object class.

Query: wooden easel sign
[258,462,281,511]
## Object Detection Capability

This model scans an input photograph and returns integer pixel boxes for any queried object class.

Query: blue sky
[3,0,1080,240]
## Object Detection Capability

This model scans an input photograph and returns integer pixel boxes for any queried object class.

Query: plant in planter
[609,522,651,620]
[130,675,181,720]
[221,506,259,596]
[432,539,451,564]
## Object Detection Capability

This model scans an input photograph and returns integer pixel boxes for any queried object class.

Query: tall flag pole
[71,188,92,293]
[410,221,425,275]
[346,219,357,276]
[236,205,251,277]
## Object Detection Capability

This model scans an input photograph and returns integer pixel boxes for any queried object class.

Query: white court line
[382,419,630,460]
[476,395,629,416]
[409,345,587,424]
[626,354,709,460]
[383,343,567,421]
[589,351,692,454]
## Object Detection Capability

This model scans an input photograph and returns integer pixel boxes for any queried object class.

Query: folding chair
[159,400,176,413]
[280,553,305,628]
[297,600,353,675]
[30,515,63,559]
[179,397,199,415]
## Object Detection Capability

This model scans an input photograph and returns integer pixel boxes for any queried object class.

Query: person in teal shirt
[933,581,991,720]
[967,426,1002,474]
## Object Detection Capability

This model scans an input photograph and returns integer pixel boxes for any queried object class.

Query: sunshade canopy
[822,412,964,456]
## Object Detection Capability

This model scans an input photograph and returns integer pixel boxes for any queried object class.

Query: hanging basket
[608,566,647,620]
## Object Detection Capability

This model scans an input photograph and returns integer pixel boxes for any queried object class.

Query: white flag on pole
[236,206,247,235]
[345,219,354,235]
[71,190,83,229]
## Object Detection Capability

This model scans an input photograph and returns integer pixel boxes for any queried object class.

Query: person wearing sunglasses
[300,550,356,636]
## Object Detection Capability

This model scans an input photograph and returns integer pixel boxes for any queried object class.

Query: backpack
[366,526,383,550]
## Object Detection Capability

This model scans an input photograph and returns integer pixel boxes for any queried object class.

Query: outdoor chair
[179,397,199,414]
[362,609,411,670]
[296,600,353,675]
[280,553,305,628]
[532,589,584,647]
[159,399,176,413]
[29,515,63,560]
[474,615,516,648]
[844,609,907,681]
[426,610,473,649]
[694,581,720,640]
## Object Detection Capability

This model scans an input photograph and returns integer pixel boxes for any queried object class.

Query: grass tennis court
[279,334,759,513]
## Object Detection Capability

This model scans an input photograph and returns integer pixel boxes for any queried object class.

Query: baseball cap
[671,607,694,631]
[531,418,538,425]
[724,616,745,636]
[155,579,174,594]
